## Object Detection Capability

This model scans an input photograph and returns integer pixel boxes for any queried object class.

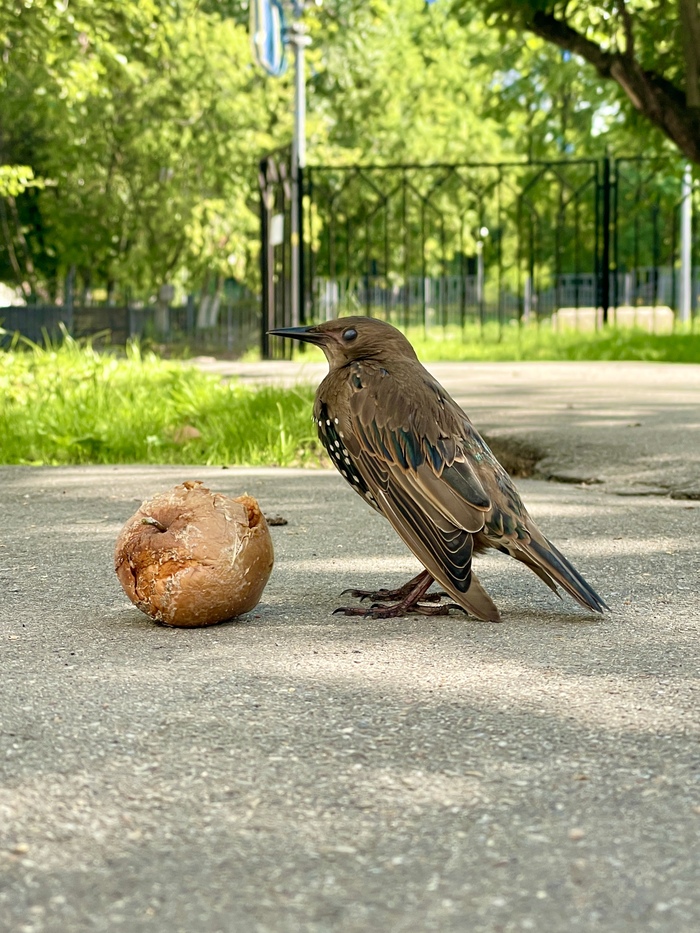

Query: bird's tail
[514,529,609,614]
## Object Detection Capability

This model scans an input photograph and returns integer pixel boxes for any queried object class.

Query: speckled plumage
[269,316,608,621]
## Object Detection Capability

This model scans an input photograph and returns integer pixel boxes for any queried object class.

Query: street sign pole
[289,10,310,327]
[251,0,310,337]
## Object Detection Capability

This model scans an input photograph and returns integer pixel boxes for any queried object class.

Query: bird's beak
[267,325,325,346]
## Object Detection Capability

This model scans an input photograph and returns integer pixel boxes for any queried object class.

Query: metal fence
[309,268,700,325]
[0,298,261,355]
[260,153,698,357]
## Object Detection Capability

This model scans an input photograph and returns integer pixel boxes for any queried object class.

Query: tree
[452,1,700,164]
[305,0,513,163]
[0,0,673,304]
[0,1,291,301]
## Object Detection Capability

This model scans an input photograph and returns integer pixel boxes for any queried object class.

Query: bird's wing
[356,450,500,621]
[340,362,500,621]
[436,394,609,615]
[346,362,493,531]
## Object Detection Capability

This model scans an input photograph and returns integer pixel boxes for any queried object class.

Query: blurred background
[1,0,699,358]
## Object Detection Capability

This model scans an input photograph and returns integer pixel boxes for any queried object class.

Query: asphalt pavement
[1,359,699,933]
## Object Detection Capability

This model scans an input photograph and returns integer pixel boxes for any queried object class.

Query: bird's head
[268,316,418,369]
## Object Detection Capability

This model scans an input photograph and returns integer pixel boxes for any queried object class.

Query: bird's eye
[342,328,357,342]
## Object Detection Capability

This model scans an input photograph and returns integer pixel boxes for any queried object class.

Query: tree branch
[618,0,635,58]
[529,10,700,164]
[679,0,700,108]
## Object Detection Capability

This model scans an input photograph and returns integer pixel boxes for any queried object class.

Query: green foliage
[0,166,46,198]
[0,0,685,307]
[305,1,507,163]
[0,336,318,465]
[0,1,291,299]
[453,0,685,79]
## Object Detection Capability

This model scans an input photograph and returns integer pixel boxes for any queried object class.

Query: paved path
[193,357,700,499]
[1,455,699,932]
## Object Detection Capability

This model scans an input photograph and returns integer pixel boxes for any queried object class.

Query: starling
[269,316,608,621]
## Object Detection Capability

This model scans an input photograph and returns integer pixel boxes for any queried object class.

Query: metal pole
[289,14,309,327]
[601,155,611,324]
[259,158,270,359]
[680,164,692,326]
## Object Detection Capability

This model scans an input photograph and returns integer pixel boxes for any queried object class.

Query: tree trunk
[679,0,700,108]
[0,196,31,297]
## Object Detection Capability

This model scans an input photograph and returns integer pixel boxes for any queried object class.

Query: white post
[680,164,693,326]
[289,15,309,327]
[476,240,484,306]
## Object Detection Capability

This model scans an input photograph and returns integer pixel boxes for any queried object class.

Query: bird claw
[332,601,465,619]
[340,586,444,603]
[332,605,379,617]
[339,589,377,603]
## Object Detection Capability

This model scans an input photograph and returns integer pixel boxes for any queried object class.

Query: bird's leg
[334,570,464,619]
[341,569,447,604]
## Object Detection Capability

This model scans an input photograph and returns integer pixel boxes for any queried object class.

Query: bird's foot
[334,569,463,619]
[340,570,447,605]
[333,602,466,619]
[341,586,447,603]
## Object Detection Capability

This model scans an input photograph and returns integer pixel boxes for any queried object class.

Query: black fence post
[298,164,306,325]
[259,158,270,360]
[308,168,316,325]
[601,155,612,324]
[612,158,619,311]
[64,265,75,322]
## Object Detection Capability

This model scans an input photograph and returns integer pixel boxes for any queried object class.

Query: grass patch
[291,321,700,363]
[408,321,700,362]
[0,335,318,466]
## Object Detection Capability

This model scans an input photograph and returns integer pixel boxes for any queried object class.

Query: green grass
[293,320,700,364]
[2,321,699,467]
[414,321,700,362]
[0,335,318,466]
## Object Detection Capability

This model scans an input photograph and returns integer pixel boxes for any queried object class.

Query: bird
[269,316,608,622]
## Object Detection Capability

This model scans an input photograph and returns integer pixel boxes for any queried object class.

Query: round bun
[114,481,274,627]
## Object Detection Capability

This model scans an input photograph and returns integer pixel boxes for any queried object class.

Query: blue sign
[250,0,287,78]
